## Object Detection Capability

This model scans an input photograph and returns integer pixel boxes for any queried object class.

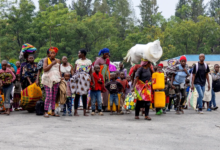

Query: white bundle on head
[124,40,163,64]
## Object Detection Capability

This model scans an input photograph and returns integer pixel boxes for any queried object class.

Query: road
[0,94,220,150]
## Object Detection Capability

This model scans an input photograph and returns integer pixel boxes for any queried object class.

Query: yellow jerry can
[154,91,166,108]
[152,72,165,90]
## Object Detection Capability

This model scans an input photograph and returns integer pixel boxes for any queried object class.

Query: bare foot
[44,113,49,118]
[135,116,139,119]
[84,114,89,116]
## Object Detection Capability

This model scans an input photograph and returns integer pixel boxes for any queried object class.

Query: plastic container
[152,72,165,90]
[154,91,166,108]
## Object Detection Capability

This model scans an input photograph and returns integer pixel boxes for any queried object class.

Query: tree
[73,0,92,17]
[175,0,190,20]
[138,0,161,27]
[208,0,220,25]
[190,0,206,22]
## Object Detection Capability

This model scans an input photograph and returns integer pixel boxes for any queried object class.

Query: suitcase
[154,91,166,108]
[107,94,121,112]
[35,99,44,115]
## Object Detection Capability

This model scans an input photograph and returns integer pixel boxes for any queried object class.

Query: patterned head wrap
[140,58,149,67]
[98,48,109,56]
[49,47,58,53]
[19,43,37,59]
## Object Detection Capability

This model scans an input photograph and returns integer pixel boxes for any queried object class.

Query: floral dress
[22,63,38,89]
[70,58,92,95]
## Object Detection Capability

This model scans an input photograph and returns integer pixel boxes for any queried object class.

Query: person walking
[191,54,210,114]
[132,59,154,120]
[210,64,219,110]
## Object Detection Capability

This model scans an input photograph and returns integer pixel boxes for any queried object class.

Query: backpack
[35,99,44,115]
[174,64,187,84]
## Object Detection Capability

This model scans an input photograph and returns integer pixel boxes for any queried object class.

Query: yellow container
[107,94,121,112]
[152,72,165,90]
[154,91,166,108]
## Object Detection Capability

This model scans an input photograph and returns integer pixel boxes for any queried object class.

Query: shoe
[120,111,124,115]
[91,112,95,116]
[62,113,66,116]
[214,106,218,110]
[99,112,104,116]
[207,108,212,112]
[198,111,204,114]
[166,109,170,112]
[163,111,166,114]
[95,110,99,113]
[126,110,131,114]
[68,113,73,116]
[195,108,198,112]
[156,110,162,115]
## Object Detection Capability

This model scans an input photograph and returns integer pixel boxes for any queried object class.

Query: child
[90,65,104,116]
[117,72,129,114]
[125,75,132,97]
[62,73,72,116]
[115,71,120,79]
[105,73,123,115]
[0,60,16,115]
[13,74,21,111]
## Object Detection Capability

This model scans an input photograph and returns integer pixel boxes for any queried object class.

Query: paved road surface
[1,94,220,150]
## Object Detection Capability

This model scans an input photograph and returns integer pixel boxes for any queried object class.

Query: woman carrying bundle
[132,59,154,120]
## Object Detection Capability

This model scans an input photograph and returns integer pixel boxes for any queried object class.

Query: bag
[35,99,44,115]
[187,88,198,110]
[21,83,42,110]
[213,79,220,92]
[123,93,137,110]
[165,59,180,75]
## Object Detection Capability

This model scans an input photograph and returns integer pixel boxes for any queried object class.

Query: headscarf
[19,43,37,59]
[49,47,58,53]
[140,58,149,67]
[158,63,163,68]
[98,48,109,56]
[180,55,187,62]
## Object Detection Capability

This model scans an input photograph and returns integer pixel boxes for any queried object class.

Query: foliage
[0,0,219,66]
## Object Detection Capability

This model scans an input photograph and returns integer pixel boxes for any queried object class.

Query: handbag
[123,93,137,110]
[187,88,198,110]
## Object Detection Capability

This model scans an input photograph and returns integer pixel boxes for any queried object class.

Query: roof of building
[163,54,220,62]
[160,54,220,66]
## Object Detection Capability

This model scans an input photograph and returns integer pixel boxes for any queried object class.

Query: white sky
[32,0,211,19]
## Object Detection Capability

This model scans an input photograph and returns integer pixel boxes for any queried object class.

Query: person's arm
[89,66,95,89]
[43,58,56,72]
[36,69,41,86]
[10,69,16,82]
[171,74,176,89]
[132,76,139,92]
[206,73,210,91]
[70,64,74,76]
[27,77,32,85]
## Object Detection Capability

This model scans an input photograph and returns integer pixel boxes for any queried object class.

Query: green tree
[175,0,190,20]
[208,0,220,25]
[191,0,206,22]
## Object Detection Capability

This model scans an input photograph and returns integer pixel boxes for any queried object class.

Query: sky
[32,0,211,19]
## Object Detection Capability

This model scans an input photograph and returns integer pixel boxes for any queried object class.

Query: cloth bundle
[165,58,180,76]
[123,93,137,110]
[19,43,37,59]
[21,83,42,110]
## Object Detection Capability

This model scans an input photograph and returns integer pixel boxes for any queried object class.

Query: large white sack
[124,40,163,64]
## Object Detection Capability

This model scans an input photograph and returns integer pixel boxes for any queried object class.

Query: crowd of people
[0,44,219,121]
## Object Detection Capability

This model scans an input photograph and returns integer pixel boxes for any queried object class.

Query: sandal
[135,116,140,119]
[51,114,60,117]
[145,116,151,120]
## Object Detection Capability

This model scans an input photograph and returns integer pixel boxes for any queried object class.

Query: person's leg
[63,98,67,115]
[97,91,102,113]
[135,100,140,119]
[3,84,13,114]
[180,88,186,113]
[174,85,181,114]
[210,89,218,110]
[145,101,151,120]
[90,91,96,113]
[51,83,59,113]
[74,94,80,116]
[168,96,173,110]
[44,85,52,117]
[82,95,88,116]
[194,84,204,112]
[110,94,113,115]
[114,94,119,114]
[67,97,72,115]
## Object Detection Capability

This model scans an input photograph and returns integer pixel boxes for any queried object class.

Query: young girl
[13,74,21,111]
[0,60,16,115]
